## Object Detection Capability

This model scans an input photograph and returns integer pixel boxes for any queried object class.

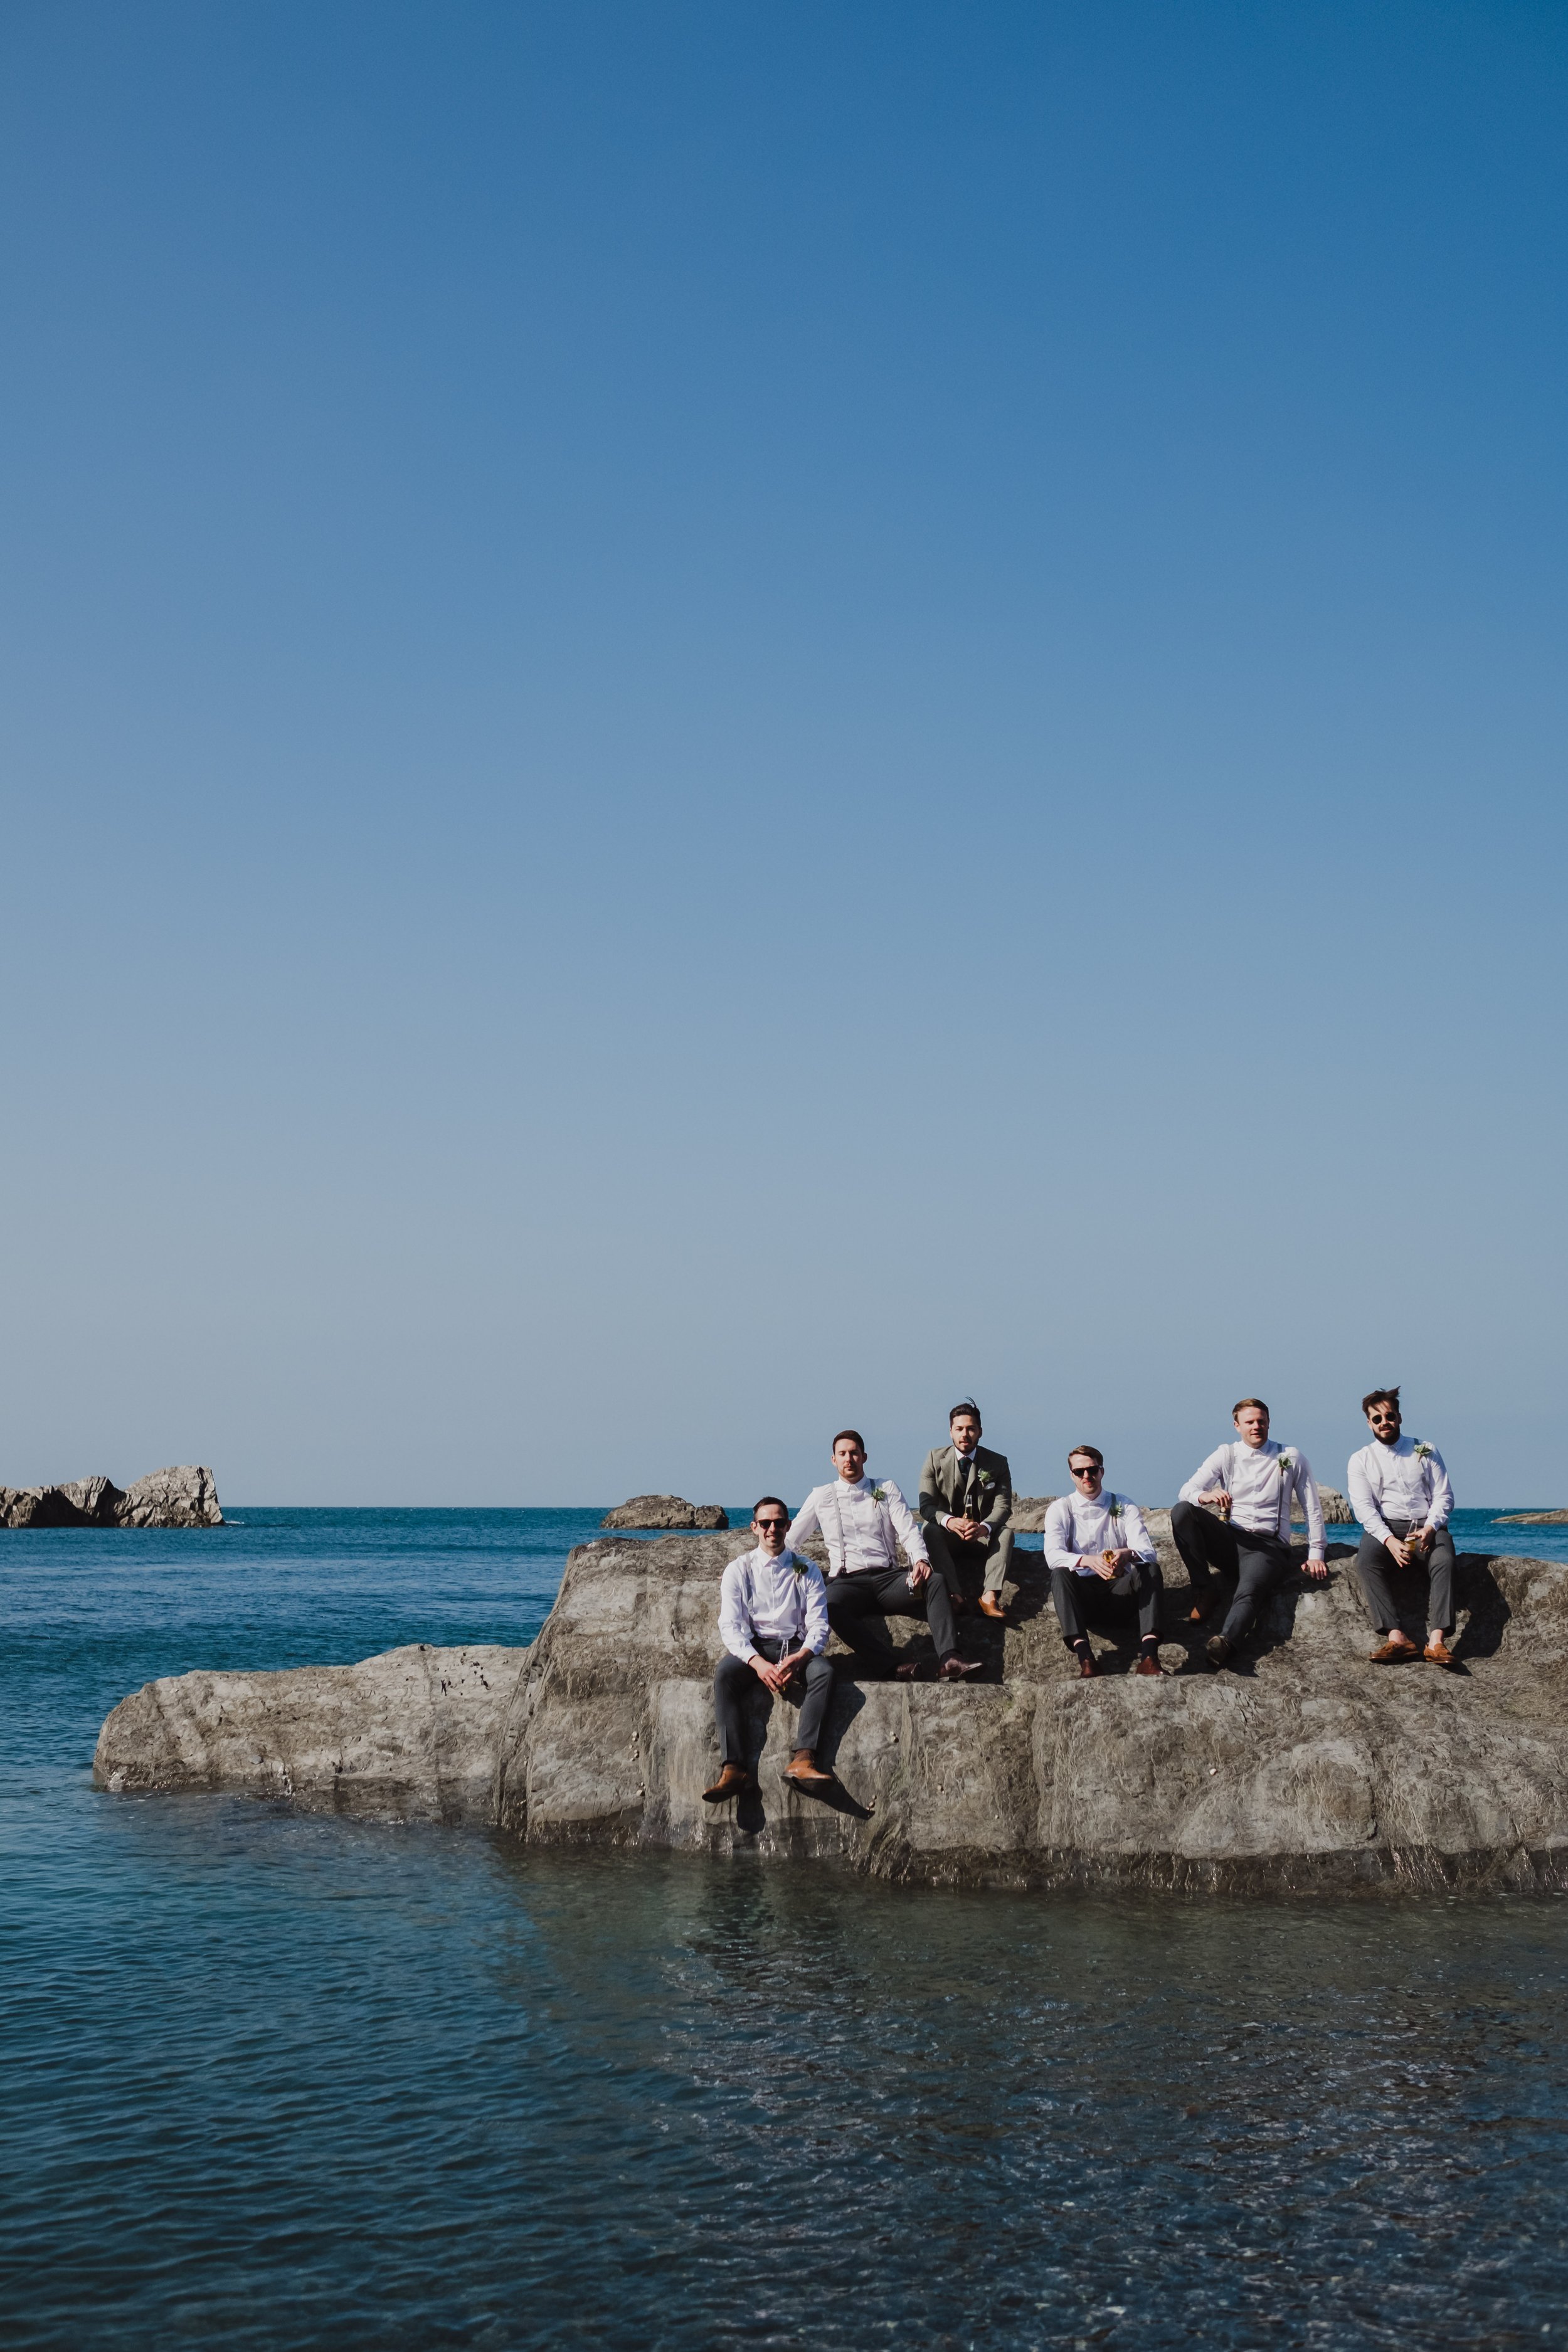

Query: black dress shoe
[1205,1634,1233,1669]
[938,1654,983,1680]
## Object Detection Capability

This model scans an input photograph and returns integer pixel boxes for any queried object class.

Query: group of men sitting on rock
[702,1387,1457,1804]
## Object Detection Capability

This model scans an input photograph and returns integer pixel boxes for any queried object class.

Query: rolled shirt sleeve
[881,1478,930,1566]
[800,1562,830,1654]
[1347,1448,1391,1545]
[1291,1453,1326,1556]
[1179,1446,1231,1506]
[1042,1498,1084,1573]
[786,1491,822,1558]
[1422,1448,1454,1530]
[1120,1500,1158,1565]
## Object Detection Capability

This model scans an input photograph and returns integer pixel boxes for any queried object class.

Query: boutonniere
[978,1470,993,1488]
[1106,1494,1122,1523]
[1276,1451,1293,1475]
[871,1484,888,1503]
[1413,1441,1433,1461]
[789,1553,805,1579]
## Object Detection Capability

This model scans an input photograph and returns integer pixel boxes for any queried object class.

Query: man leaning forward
[1347,1387,1458,1669]
[1044,1446,1167,1678]
[919,1398,1015,1621]
[704,1496,837,1803]
[1172,1397,1327,1669]
[790,1430,983,1682]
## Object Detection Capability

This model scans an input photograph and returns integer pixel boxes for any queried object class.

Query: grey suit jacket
[918,1443,1013,1538]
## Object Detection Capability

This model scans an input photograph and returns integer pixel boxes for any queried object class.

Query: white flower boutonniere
[871,1485,888,1503]
[1413,1441,1433,1461]
[1276,1451,1294,1477]
[978,1470,993,1488]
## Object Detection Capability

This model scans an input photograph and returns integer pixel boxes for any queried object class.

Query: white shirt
[1044,1491,1158,1576]
[788,1475,930,1579]
[1179,1439,1327,1556]
[718,1546,830,1663]
[1347,1437,1453,1544]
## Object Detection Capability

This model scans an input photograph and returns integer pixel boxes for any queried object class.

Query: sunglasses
[1070,1463,1102,1476]
[755,1517,790,1532]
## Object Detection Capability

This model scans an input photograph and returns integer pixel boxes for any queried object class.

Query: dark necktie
[956,1455,973,1515]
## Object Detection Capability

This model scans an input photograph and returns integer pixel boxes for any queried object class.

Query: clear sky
[3,1,1564,1508]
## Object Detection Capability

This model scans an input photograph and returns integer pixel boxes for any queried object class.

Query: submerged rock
[0,1465,222,1529]
[95,1524,1568,1892]
[600,1495,728,1530]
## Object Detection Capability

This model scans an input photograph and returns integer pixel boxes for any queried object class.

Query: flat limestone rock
[1,1465,221,1529]
[600,1495,728,1530]
[96,1643,524,1823]
[95,1526,1568,1892]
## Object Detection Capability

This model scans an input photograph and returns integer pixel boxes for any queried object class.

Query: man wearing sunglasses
[1347,1388,1458,1668]
[704,1496,836,1803]
[1173,1398,1327,1668]
[1044,1447,1166,1677]
[789,1431,983,1682]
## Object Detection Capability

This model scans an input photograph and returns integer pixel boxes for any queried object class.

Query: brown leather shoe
[1135,1653,1167,1677]
[702,1762,753,1802]
[938,1653,984,1680]
[1187,1595,1216,1623]
[978,1592,1007,1620]
[782,1749,834,1791]
[1368,1638,1419,1664]
[894,1656,933,1681]
[1076,1651,1098,1678]
[1424,1635,1457,1668]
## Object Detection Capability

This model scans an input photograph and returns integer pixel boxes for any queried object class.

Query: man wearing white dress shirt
[1172,1399,1328,1668]
[788,1431,983,1682]
[1346,1388,1458,1668]
[1044,1448,1167,1678]
[704,1497,837,1803]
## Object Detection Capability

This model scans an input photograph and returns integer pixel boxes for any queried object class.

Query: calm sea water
[4,1505,1568,2350]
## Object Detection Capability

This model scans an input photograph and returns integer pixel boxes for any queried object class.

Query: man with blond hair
[1173,1398,1327,1668]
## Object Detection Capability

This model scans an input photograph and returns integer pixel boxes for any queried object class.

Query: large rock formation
[95,1522,1568,1891]
[1502,1510,1568,1525]
[600,1495,728,1530]
[1,1466,223,1529]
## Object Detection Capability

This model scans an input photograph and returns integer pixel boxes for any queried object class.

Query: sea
[5,1505,1568,2350]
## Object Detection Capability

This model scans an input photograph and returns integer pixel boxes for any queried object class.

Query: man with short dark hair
[704,1496,835,1803]
[1173,1399,1327,1668]
[919,1399,1015,1621]
[1347,1389,1458,1668]
[1044,1447,1166,1677]
[789,1431,983,1682]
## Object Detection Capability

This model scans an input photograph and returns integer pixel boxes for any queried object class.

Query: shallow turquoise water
[4,1505,1567,2349]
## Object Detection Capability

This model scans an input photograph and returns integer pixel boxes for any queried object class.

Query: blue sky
[3,1,1564,1507]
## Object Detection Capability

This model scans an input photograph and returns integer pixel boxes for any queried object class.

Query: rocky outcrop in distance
[1502,1510,1568,1525]
[96,1518,1568,1892]
[1,1466,223,1529]
[600,1495,728,1530]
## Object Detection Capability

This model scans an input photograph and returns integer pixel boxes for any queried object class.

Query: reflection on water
[4,1508,1568,2348]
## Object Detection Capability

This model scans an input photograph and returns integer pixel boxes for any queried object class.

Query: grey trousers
[1354,1520,1456,1635]
[1049,1560,1163,1646]
[1170,1502,1293,1645]
[925,1520,1015,1597]
[826,1564,959,1672]
[714,1637,835,1764]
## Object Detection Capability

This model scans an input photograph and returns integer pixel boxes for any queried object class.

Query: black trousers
[714,1637,835,1764]
[825,1564,959,1672]
[925,1520,1015,1597]
[1049,1560,1163,1646]
[1354,1520,1456,1635]
[1170,1502,1293,1645]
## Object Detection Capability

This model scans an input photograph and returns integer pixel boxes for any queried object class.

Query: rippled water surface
[4,1507,1568,2349]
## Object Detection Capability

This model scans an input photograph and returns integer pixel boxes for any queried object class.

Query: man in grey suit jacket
[919,1399,1015,1621]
